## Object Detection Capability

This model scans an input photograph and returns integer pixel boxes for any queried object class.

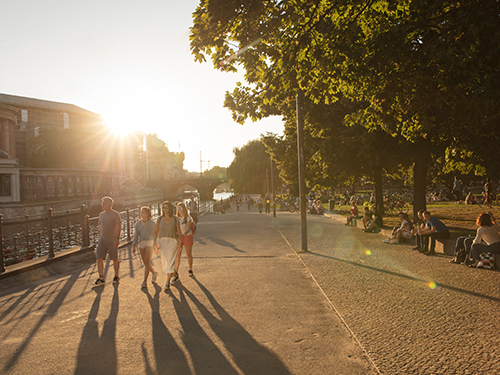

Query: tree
[191,1,500,213]
[203,165,228,180]
[29,128,87,169]
[228,139,278,194]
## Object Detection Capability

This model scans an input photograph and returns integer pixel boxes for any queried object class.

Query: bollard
[126,208,131,242]
[47,208,54,258]
[85,214,90,247]
[329,199,335,211]
[0,215,4,273]
[81,204,87,248]
[25,214,30,257]
[66,210,70,247]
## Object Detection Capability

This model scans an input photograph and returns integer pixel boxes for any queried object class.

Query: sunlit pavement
[0,206,377,375]
[274,211,500,375]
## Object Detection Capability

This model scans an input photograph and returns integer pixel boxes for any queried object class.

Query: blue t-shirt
[427,216,448,233]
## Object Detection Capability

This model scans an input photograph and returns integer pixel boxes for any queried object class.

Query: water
[213,192,234,201]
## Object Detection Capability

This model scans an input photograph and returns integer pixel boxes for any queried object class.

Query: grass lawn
[325,202,500,237]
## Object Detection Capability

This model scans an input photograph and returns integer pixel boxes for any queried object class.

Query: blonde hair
[140,206,152,219]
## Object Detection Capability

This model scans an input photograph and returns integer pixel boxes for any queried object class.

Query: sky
[0,0,284,172]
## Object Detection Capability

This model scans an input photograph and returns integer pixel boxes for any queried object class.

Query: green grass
[324,202,500,237]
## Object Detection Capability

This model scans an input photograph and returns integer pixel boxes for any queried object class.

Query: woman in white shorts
[133,206,158,288]
[154,201,182,291]
[174,201,196,281]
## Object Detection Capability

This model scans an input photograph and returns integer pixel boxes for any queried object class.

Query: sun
[102,111,135,135]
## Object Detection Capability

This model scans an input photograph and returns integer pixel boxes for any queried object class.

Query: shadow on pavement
[308,251,500,302]
[187,279,291,375]
[173,285,238,374]
[206,236,245,253]
[144,284,190,374]
[74,285,119,375]
[3,275,79,373]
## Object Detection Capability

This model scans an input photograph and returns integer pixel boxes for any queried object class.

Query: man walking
[93,196,122,286]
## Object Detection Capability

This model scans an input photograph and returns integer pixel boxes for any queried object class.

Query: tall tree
[228,139,278,194]
[191,0,500,213]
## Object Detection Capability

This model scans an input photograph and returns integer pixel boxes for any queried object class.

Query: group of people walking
[92,196,197,291]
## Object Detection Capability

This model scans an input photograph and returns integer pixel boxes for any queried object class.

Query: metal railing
[0,200,217,273]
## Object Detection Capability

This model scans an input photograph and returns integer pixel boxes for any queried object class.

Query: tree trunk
[373,167,384,212]
[413,153,431,221]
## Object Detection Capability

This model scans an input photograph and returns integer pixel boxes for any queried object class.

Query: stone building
[145,134,184,183]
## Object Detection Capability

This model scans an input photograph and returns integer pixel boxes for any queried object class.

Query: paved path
[0,208,376,375]
[275,212,500,374]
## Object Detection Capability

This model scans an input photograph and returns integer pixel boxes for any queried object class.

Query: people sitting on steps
[467,212,500,268]
[383,212,413,244]
[363,208,383,233]
[346,202,359,225]
[417,211,450,256]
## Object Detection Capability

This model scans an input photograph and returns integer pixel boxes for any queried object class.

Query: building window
[68,177,72,183]
[36,189,42,195]
[68,187,73,193]
[0,175,11,196]
[48,177,53,182]
[76,177,80,183]
[37,177,42,182]
[47,188,54,194]
[58,177,63,182]
[83,177,87,183]
[76,187,81,193]
[26,176,31,182]
[26,189,32,195]
[58,188,63,194]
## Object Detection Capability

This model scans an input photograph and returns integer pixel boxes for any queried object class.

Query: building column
[11,169,20,202]
[1,118,9,155]
[10,120,16,158]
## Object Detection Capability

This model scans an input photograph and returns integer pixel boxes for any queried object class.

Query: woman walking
[132,206,158,288]
[154,201,182,291]
[172,201,196,282]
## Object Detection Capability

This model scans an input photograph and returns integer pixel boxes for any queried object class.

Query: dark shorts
[191,213,198,222]
[182,235,194,247]
[96,238,118,260]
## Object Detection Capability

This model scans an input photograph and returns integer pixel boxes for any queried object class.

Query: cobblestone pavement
[274,212,500,375]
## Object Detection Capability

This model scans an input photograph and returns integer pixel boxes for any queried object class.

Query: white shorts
[139,240,154,249]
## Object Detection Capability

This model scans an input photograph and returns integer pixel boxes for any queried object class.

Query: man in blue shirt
[418,211,450,256]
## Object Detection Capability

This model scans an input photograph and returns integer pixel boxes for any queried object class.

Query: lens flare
[365,250,372,255]
[428,282,437,289]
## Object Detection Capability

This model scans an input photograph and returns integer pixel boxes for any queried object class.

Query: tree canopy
[191,0,500,210]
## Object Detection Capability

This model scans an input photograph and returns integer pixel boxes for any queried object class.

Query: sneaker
[92,278,105,287]
[383,239,391,244]
[164,282,170,290]
[113,276,120,284]
[171,272,179,284]
[141,281,147,288]
[152,271,159,283]
[188,270,194,276]
[390,239,399,244]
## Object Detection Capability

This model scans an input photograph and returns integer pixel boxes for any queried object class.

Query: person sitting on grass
[383,212,413,244]
[314,199,325,215]
[346,203,359,225]
[465,191,475,205]
[364,208,383,233]
[418,211,450,256]
[468,213,500,268]
[362,206,373,229]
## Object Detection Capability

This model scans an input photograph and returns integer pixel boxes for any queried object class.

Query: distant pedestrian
[187,195,198,230]
[484,178,495,208]
[257,195,263,213]
[154,201,182,291]
[265,194,271,214]
[174,201,196,280]
[92,197,122,287]
[453,176,463,202]
[132,207,158,288]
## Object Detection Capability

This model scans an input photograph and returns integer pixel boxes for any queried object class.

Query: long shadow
[3,274,79,372]
[144,284,190,374]
[206,236,245,253]
[307,251,500,302]
[172,285,237,374]
[189,279,291,375]
[74,285,119,375]
[0,285,36,325]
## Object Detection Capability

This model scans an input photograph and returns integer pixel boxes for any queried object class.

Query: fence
[0,200,216,273]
